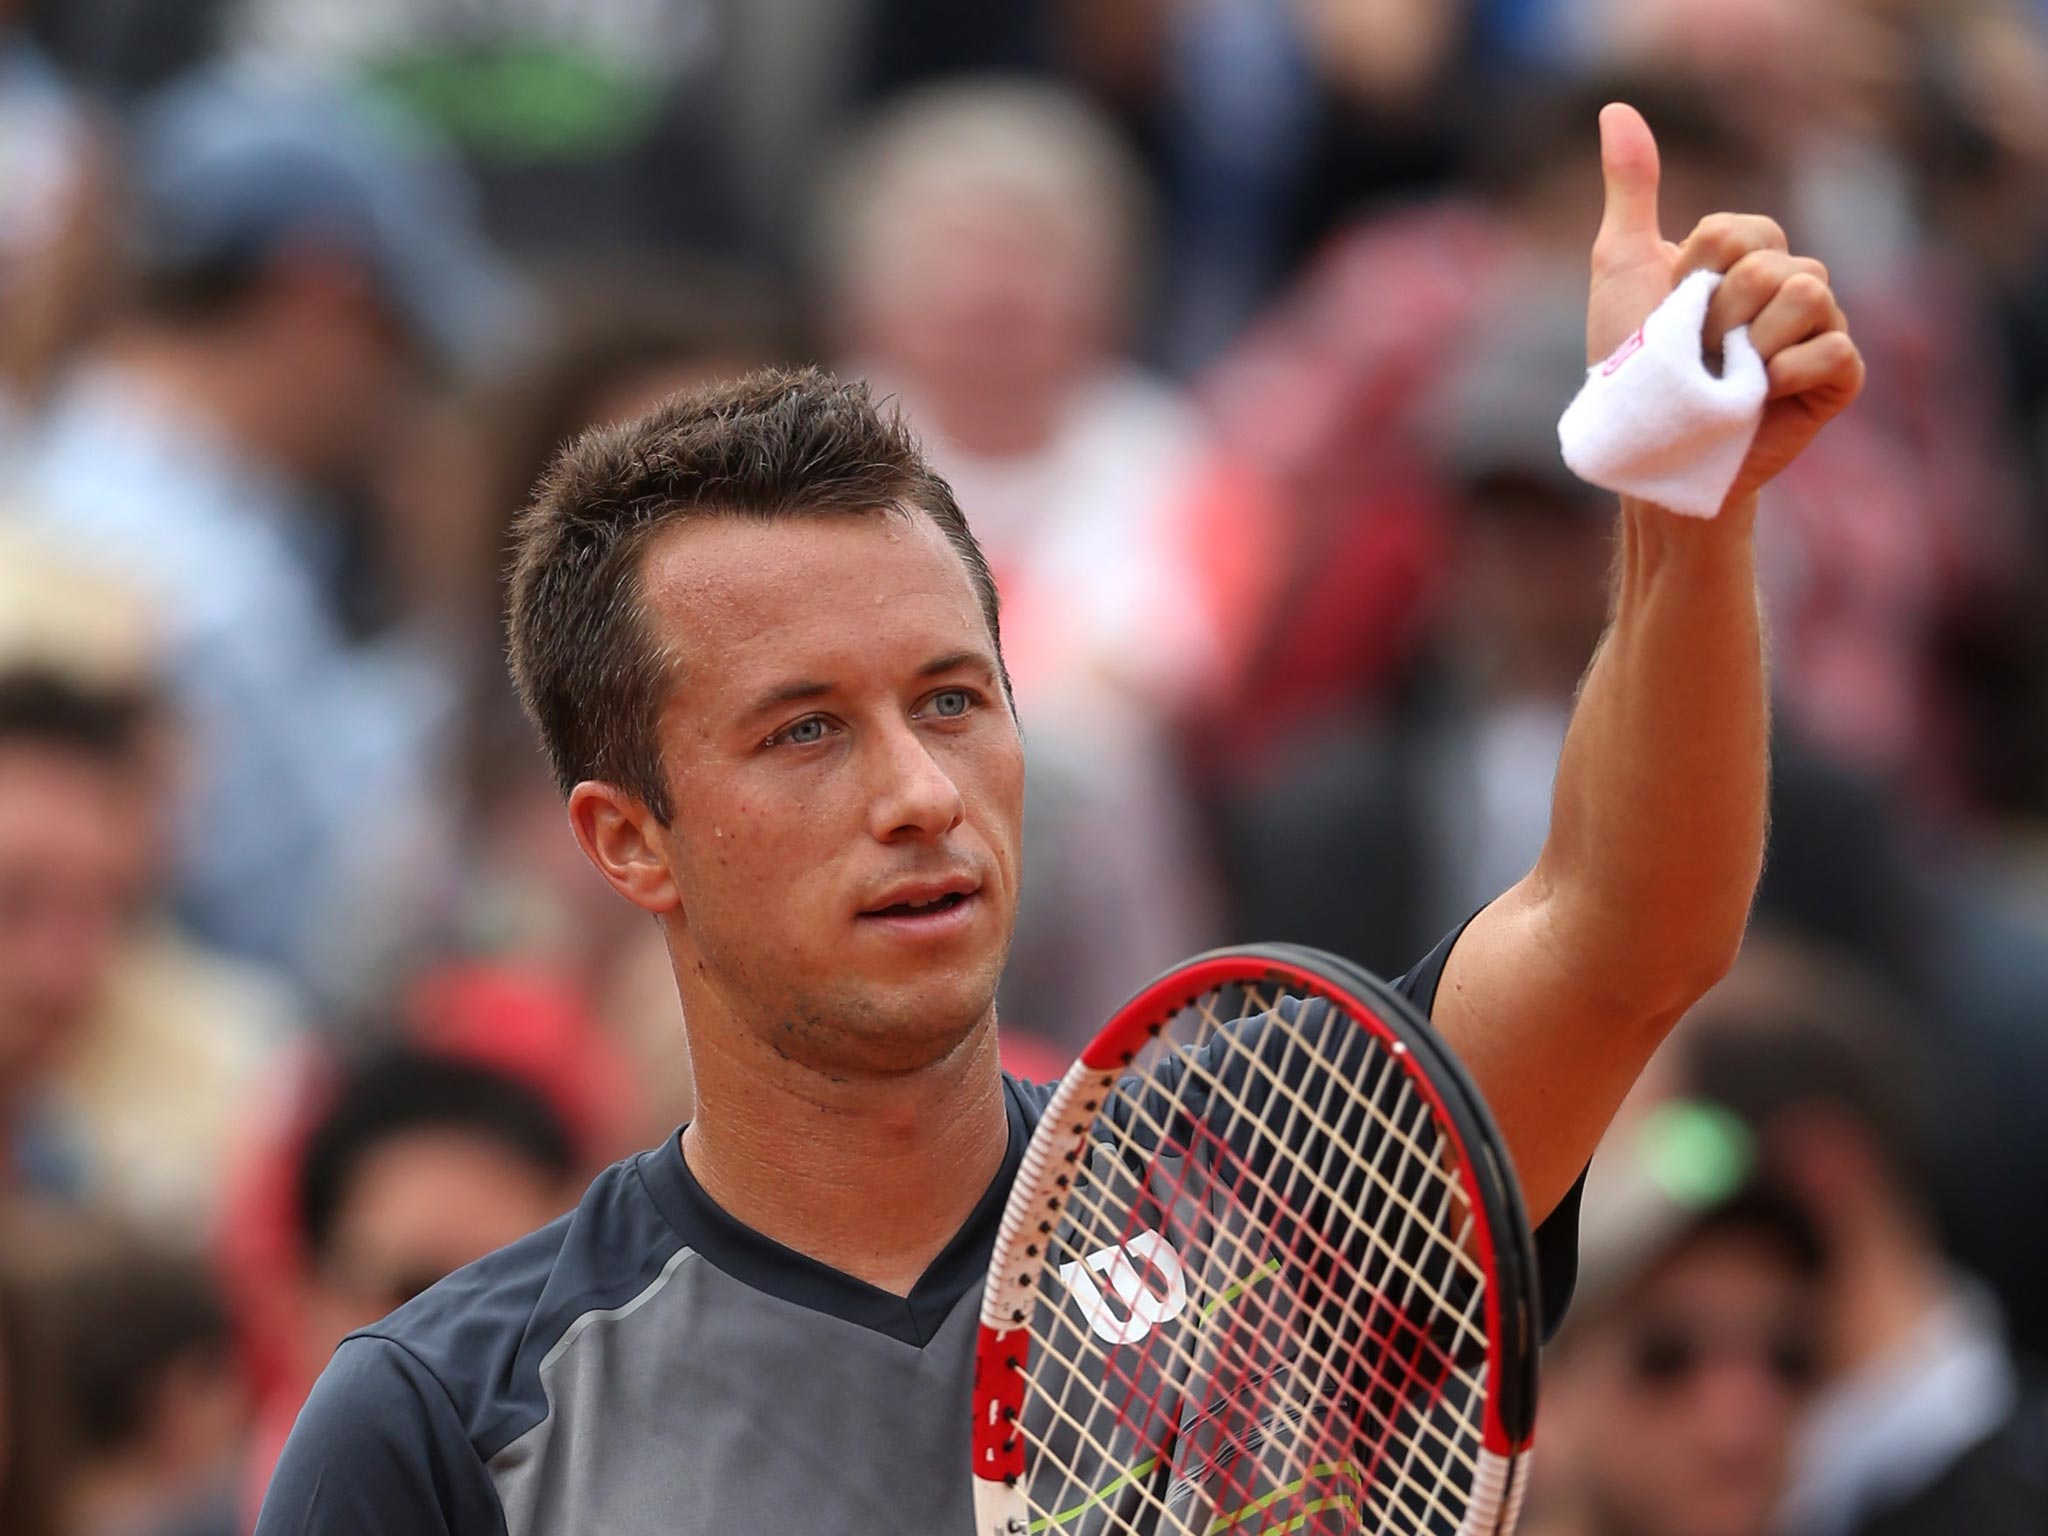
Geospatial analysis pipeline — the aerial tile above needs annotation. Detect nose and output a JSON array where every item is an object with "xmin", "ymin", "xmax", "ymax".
[{"xmin": 863, "ymin": 717, "xmax": 966, "ymax": 844}]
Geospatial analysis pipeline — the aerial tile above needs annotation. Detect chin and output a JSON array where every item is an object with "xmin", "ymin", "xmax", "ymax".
[
  {"xmin": 890, "ymin": 976, "xmax": 1004, "ymax": 1059},
  {"xmin": 826, "ymin": 965, "xmax": 1004, "ymax": 1075}
]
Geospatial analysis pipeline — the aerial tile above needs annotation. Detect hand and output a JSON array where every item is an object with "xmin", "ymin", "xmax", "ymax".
[{"xmin": 1588, "ymin": 102, "xmax": 1865, "ymax": 513}]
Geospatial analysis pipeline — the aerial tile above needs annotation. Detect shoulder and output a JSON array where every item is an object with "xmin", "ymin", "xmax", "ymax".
[
  {"xmin": 1391, "ymin": 922, "xmax": 1467, "ymax": 1018},
  {"xmin": 344, "ymin": 1150, "xmax": 690, "ymax": 1458},
  {"xmin": 257, "ymin": 1335, "xmax": 496, "ymax": 1535}
]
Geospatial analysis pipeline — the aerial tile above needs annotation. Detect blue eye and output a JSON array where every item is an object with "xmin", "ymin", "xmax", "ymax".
[
  {"xmin": 929, "ymin": 689, "xmax": 972, "ymax": 718},
  {"xmin": 775, "ymin": 716, "xmax": 830, "ymax": 747}
]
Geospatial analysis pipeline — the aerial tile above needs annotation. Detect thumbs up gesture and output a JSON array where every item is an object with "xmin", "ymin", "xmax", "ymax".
[{"xmin": 1589, "ymin": 104, "xmax": 1864, "ymax": 516}]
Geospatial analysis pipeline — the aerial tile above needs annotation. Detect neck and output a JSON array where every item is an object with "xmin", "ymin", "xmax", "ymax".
[{"xmin": 680, "ymin": 1003, "xmax": 1011, "ymax": 1297}]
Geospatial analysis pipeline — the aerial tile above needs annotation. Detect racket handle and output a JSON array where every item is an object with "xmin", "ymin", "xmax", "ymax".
[
  {"xmin": 972, "ymin": 1476, "xmax": 1030, "ymax": 1536},
  {"xmin": 1457, "ymin": 1447, "xmax": 1528, "ymax": 1536},
  {"xmin": 1504, "ymin": 1451, "xmax": 1531, "ymax": 1534}
]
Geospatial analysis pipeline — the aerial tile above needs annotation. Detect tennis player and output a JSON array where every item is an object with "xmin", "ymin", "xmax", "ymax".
[{"xmin": 256, "ymin": 106, "xmax": 1863, "ymax": 1535}]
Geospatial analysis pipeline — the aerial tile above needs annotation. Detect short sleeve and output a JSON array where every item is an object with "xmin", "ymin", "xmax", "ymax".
[
  {"xmin": 1390, "ymin": 921, "xmax": 1467, "ymax": 1016},
  {"xmin": 255, "ymin": 1336, "xmax": 504, "ymax": 1536},
  {"xmin": 1396, "ymin": 920, "xmax": 1584, "ymax": 1340}
]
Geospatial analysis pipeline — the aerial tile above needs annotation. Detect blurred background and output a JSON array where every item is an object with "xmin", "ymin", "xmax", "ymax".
[{"xmin": 1, "ymin": 0, "xmax": 2046, "ymax": 1532}]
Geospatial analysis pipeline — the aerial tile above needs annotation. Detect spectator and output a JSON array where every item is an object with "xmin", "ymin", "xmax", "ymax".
[
  {"xmin": 310, "ymin": 278, "xmax": 804, "ymax": 1113},
  {"xmin": 0, "ymin": 1204, "xmax": 74, "ymax": 1536},
  {"xmin": 823, "ymin": 79, "xmax": 1264, "ymax": 1036},
  {"xmin": 43, "ymin": 1224, "xmax": 248, "ymax": 1536},
  {"xmin": 0, "ymin": 0, "xmax": 112, "ymax": 436},
  {"xmin": 239, "ymin": 1048, "xmax": 581, "ymax": 1529},
  {"xmin": 22, "ymin": 0, "xmax": 226, "ymax": 100},
  {"xmin": 212, "ymin": 973, "xmax": 642, "ymax": 1487},
  {"xmin": 5, "ymin": 64, "xmax": 530, "ymax": 990},
  {"xmin": 0, "ymin": 665, "xmax": 149, "ymax": 1204},
  {"xmin": 1565, "ymin": 0, "xmax": 2039, "ymax": 800},
  {"xmin": 1197, "ymin": 75, "xmax": 1768, "ymax": 768},
  {"xmin": 1529, "ymin": 1102, "xmax": 1825, "ymax": 1536},
  {"xmin": 1682, "ymin": 942, "xmax": 2048, "ymax": 1536},
  {"xmin": 0, "ymin": 530, "xmax": 294, "ymax": 1233},
  {"xmin": 823, "ymin": 78, "xmax": 1272, "ymax": 721},
  {"xmin": 1202, "ymin": 46, "xmax": 2035, "ymax": 808},
  {"xmin": 1219, "ymin": 289, "xmax": 1926, "ymax": 988},
  {"xmin": 1098, "ymin": 0, "xmax": 1484, "ymax": 371},
  {"xmin": 222, "ymin": 0, "xmax": 748, "ymax": 259},
  {"xmin": 1920, "ymin": 731, "xmax": 2048, "ymax": 1361},
  {"xmin": 854, "ymin": 0, "xmax": 1487, "ymax": 371},
  {"xmin": 292, "ymin": 1050, "xmax": 579, "ymax": 1358}
]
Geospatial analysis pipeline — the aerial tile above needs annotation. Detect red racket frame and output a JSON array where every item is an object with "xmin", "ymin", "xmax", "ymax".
[{"xmin": 970, "ymin": 944, "xmax": 1540, "ymax": 1536}]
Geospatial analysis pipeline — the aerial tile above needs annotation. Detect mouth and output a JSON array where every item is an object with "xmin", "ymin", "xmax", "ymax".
[
  {"xmin": 863, "ymin": 891, "xmax": 971, "ymax": 919},
  {"xmin": 857, "ymin": 876, "xmax": 983, "ymax": 933}
]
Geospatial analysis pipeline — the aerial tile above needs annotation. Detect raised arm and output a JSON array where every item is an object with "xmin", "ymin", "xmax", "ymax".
[{"xmin": 1432, "ymin": 104, "xmax": 1865, "ymax": 1221}]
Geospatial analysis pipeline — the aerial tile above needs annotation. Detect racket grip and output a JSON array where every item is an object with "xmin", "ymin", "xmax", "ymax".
[
  {"xmin": 971, "ymin": 1470, "xmax": 1030, "ymax": 1536},
  {"xmin": 1503, "ymin": 1451, "xmax": 1530, "ymax": 1534},
  {"xmin": 1456, "ymin": 1447, "xmax": 1523, "ymax": 1536}
]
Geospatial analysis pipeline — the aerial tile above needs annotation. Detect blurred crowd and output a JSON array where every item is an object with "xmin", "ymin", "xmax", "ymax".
[{"xmin": 2, "ymin": 0, "xmax": 2047, "ymax": 1533}]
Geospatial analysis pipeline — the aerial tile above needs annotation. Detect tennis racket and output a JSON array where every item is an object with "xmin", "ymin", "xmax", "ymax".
[{"xmin": 971, "ymin": 944, "xmax": 1539, "ymax": 1536}]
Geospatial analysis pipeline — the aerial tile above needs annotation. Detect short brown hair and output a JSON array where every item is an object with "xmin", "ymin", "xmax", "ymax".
[{"xmin": 506, "ymin": 366, "xmax": 1005, "ymax": 822}]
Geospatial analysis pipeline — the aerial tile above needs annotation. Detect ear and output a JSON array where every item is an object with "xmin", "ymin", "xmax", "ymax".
[{"xmin": 567, "ymin": 780, "xmax": 681, "ymax": 915}]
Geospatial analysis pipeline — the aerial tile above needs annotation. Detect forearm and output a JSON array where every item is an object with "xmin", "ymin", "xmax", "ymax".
[
  {"xmin": 1435, "ymin": 496, "xmax": 1768, "ymax": 1219},
  {"xmin": 1428, "ymin": 103, "xmax": 1859, "ymax": 1222},
  {"xmin": 1528, "ymin": 494, "xmax": 1769, "ymax": 1018}
]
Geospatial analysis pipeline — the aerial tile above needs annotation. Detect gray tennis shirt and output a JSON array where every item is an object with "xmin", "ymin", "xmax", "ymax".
[{"xmin": 256, "ymin": 929, "xmax": 1580, "ymax": 1535}]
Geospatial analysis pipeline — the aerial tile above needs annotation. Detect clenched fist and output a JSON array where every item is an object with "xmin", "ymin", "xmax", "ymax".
[{"xmin": 1587, "ymin": 102, "xmax": 1865, "ymax": 515}]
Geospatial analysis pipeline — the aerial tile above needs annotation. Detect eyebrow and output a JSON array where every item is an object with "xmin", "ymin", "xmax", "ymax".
[
  {"xmin": 743, "ymin": 677, "xmax": 835, "ymax": 718},
  {"xmin": 740, "ymin": 651, "xmax": 995, "ymax": 721},
  {"xmin": 916, "ymin": 650, "xmax": 993, "ymax": 681}
]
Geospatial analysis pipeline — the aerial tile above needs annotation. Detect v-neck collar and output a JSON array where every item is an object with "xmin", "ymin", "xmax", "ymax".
[{"xmin": 635, "ymin": 1074, "xmax": 1030, "ymax": 1347}]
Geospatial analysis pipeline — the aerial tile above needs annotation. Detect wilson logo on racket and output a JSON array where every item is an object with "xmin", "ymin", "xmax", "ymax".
[
  {"xmin": 972, "ymin": 946, "xmax": 1541, "ymax": 1536},
  {"xmin": 1057, "ymin": 1230, "xmax": 1190, "ymax": 1344}
]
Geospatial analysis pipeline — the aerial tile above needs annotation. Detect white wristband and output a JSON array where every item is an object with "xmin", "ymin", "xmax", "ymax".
[{"xmin": 1557, "ymin": 269, "xmax": 1767, "ymax": 519}]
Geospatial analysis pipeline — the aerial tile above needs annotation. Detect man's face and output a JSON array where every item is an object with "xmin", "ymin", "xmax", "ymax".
[
  {"xmin": 303, "ymin": 1129, "xmax": 572, "ymax": 1354},
  {"xmin": 0, "ymin": 746, "xmax": 139, "ymax": 1103},
  {"xmin": 639, "ymin": 510, "xmax": 1023, "ymax": 1075},
  {"xmin": 1563, "ymin": 1227, "xmax": 1819, "ymax": 1536}
]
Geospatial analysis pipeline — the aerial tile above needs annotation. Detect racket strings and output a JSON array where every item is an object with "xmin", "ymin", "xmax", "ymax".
[
  {"xmin": 1025, "ymin": 1129, "xmax": 1468, "ymax": 1535},
  {"xmin": 1015, "ymin": 982, "xmax": 1490, "ymax": 1535},
  {"xmin": 1197, "ymin": 1013, "xmax": 1486, "ymax": 1340},
  {"xmin": 1160, "ymin": 1061, "xmax": 1485, "ymax": 1517},
  {"xmin": 1117, "ymin": 1037, "xmax": 1488, "ymax": 1451},
  {"xmin": 1022, "ymin": 1214, "xmax": 1464, "ymax": 1534}
]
